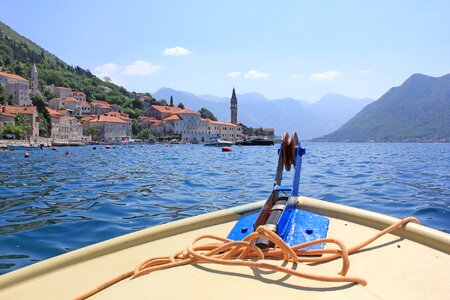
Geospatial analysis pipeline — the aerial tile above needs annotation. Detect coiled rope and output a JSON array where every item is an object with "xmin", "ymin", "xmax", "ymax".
[{"xmin": 75, "ymin": 216, "xmax": 418, "ymax": 300}]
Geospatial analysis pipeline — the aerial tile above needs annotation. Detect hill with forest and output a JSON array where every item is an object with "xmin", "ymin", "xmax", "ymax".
[
  {"xmin": 0, "ymin": 21, "xmax": 149, "ymax": 119},
  {"xmin": 314, "ymin": 73, "xmax": 450, "ymax": 142}
]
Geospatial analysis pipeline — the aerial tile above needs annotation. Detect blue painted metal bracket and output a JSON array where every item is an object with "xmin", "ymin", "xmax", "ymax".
[
  {"xmin": 227, "ymin": 135, "xmax": 329, "ymax": 250},
  {"xmin": 227, "ymin": 209, "xmax": 329, "ymax": 250}
]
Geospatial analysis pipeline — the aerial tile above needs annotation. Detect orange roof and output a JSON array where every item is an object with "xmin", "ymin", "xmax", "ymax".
[
  {"xmin": 1, "ymin": 105, "xmax": 36, "ymax": 115},
  {"xmin": 0, "ymin": 72, "xmax": 28, "ymax": 82},
  {"xmin": 72, "ymin": 91, "xmax": 86, "ymax": 96},
  {"xmin": 150, "ymin": 120, "xmax": 162, "ymax": 126},
  {"xmin": 106, "ymin": 112, "xmax": 131, "ymax": 121},
  {"xmin": 81, "ymin": 102, "xmax": 91, "ymax": 107},
  {"xmin": 91, "ymin": 100, "xmax": 112, "ymax": 109},
  {"xmin": 63, "ymin": 97, "xmax": 80, "ymax": 103},
  {"xmin": 208, "ymin": 120, "xmax": 238, "ymax": 127},
  {"xmin": 46, "ymin": 107, "xmax": 67, "ymax": 118},
  {"xmin": 177, "ymin": 109, "xmax": 199, "ymax": 115},
  {"xmin": 162, "ymin": 114, "xmax": 182, "ymax": 122},
  {"xmin": 151, "ymin": 105, "xmax": 183, "ymax": 113},
  {"xmin": 87, "ymin": 115, "xmax": 127, "ymax": 123},
  {"xmin": 138, "ymin": 116, "xmax": 156, "ymax": 122}
]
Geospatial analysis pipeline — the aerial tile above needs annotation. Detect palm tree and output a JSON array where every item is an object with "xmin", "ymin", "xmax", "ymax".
[{"xmin": 15, "ymin": 113, "xmax": 31, "ymax": 140}]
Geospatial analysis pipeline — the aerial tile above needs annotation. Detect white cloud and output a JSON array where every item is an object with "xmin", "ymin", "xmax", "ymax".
[
  {"xmin": 310, "ymin": 70, "xmax": 341, "ymax": 81},
  {"xmin": 122, "ymin": 60, "xmax": 162, "ymax": 76},
  {"xmin": 94, "ymin": 63, "xmax": 118, "ymax": 78},
  {"xmin": 244, "ymin": 70, "xmax": 270, "ymax": 79},
  {"xmin": 227, "ymin": 71, "xmax": 241, "ymax": 78},
  {"xmin": 361, "ymin": 70, "xmax": 373, "ymax": 75},
  {"xmin": 291, "ymin": 73, "xmax": 303, "ymax": 79},
  {"xmin": 162, "ymin": 46, "xmax": 192, "ymax": 56}
]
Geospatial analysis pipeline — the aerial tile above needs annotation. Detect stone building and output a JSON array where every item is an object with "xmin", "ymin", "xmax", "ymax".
[
  {"xmin": 0, "ymin": 105, "xmax": 40, "ymax": 138},
  {"xmin": 82, "ymin": 112, "xmax": 132, "ymax": 142},
  {"xmin": 0, "ymin": 72, "xmax": 32, "ymax": 106}
]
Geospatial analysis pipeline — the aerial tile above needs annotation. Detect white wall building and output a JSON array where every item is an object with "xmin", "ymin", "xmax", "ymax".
[{"xmin": 0, "ymin": 72, "xmax": 32, "ymax": 106}]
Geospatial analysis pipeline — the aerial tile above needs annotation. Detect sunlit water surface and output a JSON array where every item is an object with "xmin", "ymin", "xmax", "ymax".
[{"xmin": 0, "ymin": 142, "xmax": 449, "ymax": 274}]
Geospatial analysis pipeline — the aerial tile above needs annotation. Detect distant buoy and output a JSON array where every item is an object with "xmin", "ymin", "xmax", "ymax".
[
  {"xmin": 106, "ymin": 145, "xmax": 111, "ymax": 149},
  {"xmin": 52, "ymin": 147, "xmax": 58, "ymax": 151},
  {"xmin": 24, "ymin": 152, "xmax": 30, "ymax": 158},
  {"xmin": 65, "ymin": 150, "xmax": 70, "ymax": 156},
  {"xmin": 222, "ymin": 147, "xmax": 232, "ymax": 152}
]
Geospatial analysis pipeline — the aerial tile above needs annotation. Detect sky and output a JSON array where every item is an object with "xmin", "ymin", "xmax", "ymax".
[{"xmin": 1, "ymin": 0, "xmax": 449, "ymax": 102}]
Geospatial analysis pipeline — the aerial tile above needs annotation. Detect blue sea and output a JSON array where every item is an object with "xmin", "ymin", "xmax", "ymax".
[{"xmin": 0, "ymin": 142, "xmax": 449, "ymax": 275}]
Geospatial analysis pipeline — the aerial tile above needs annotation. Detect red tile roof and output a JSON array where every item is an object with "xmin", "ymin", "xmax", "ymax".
[
  {"xmin": 162, "ymin": 114, "xmax": 182, "ymax": 122},
  {"xmin": 208, "ymin": 120, "xmax": 238, "ymax": 127},
  {"xmin": 151, "ymin": 105, "xmax": 183, "ymax": 113},
  {"xmin": 63, "ymin": 97, "xmax": 80, "ymax": 103},
  {"xmin": 46, "ymin": 107, "xmax": 67, "ymax": 118},
  {"xmin": 91, "ymin": 100, "xmax": 112, "ymax": 109},
  {"xmin": 1, "ymin": 105, "xmax": 37, "ymax": 116},
  {"xmin": 88, "ymin": 115, "xmax": 127, "ymax": 123},
  {"xmin": 0, "ymin": 72, "xmax": 28, "ymax": 82}
]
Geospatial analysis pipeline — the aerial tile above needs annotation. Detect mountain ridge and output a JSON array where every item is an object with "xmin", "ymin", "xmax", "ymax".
[
  {"xmin": 313, "ymin": 73, "xmax": 450, "ymax": 142},
  {"xmin": 153, "ymin": 87, "xmax": 373, "ymax": 139}
]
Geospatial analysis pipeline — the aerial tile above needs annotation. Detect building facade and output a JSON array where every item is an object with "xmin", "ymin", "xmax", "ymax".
[
  {"xmin": 82, "ymin": 113, "xmax": 132, "ymax": 142},
  {"xmin": 0, "ymin": 105, "xmax": 40, "ymax": 138},
  {"xmin": 0, "ymin": 72, "xmax": 32, "ymax": 106}
]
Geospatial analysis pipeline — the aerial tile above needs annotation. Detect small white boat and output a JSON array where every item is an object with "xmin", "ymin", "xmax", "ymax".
[
  {"xmin": 204, "ymin": 136, "xmax": 234, "ymax": 147},
  {"xmin": 7, "ymin": 144, "xmax": 39, "ymax": 151}
]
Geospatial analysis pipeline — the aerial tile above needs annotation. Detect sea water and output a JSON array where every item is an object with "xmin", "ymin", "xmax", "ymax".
[{"xmin": 0, "ymin": 142, "xmax": 449, "ymax": 274}]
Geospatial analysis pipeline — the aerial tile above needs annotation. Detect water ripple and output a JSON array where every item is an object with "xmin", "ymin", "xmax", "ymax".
[{"xmin": 0, "ymin": 142, "xmax": 449, "ymax": 274}]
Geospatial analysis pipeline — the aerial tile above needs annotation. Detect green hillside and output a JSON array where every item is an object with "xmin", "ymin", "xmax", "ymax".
[
  {"xmin": 0, "ymin": 21, "xmax": 151, "ymax": 118},
  {"xmin": 314, "ymin": 73, "xmax": 450, "ymax": 142}
]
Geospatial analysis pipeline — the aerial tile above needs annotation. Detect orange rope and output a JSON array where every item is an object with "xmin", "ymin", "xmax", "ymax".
[{"xmin": 75, "ymin": 216, "xmax": 419, "ymax": 300}]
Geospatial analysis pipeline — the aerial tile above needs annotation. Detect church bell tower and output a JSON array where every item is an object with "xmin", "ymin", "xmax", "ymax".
[{"xmin": 230, "ymin": 87, "xmax": 238, "ymax": 124}]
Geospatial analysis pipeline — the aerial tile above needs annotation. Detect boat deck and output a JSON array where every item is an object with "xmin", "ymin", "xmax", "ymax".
[{"xmin": 0, "ymin": 197, "xmax": 449, "ymax": 299}]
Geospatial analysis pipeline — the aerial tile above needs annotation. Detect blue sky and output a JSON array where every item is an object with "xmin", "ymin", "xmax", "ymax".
[{"xmin": 1, "ymin": 0, "xmax": 449, "ymax": 102}]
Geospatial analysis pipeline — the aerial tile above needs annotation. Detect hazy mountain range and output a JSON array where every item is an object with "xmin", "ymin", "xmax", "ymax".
[
  {"xmin": 154, "ymin": 88, "xmax": 373, "ymax": 139},
  {"xmin": 314, "ymin": 73, "xmax": 450, "ymax": 142}
]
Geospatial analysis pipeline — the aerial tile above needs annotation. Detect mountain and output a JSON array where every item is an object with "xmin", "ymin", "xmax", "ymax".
[
  {"xmin": 314, "ymin": 73, "xmax": 450, "ymax": 142},
  {"xmin": 154, "ymin": 88, "xmax": 373, "ymax": 139},
  {"xmin": 305, "ymin": 94, "xmax": 373, "ymax": 133},
  {"xmin": 0, "ymin": 21, "xmax": 145, "ymax": 118}
]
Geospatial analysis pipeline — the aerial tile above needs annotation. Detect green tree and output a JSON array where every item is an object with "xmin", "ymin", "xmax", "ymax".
[
  {"xmin": 132, "ymin": 119, "xmax": 141, "ymax": 136},
  {"xmin": 138, "ymin": 128, "xmax": 154, "ymax": 140},
  {"xmin": 198, "ymin": 107, "xmax": 217, "ymax": 121},
  {"xmin": 85, "ymin": 126, "xmax": 99, "ymax": 139},
  {"xmin": 2, "ymin": 123, "xmax": 24, "ymax": 137},
  {"xmin": 31, "ymin": 95, "xmax": 51, "ymax": 136},
  {"xmin": 170, "ymin": 96, "xmax": 174, "ymax": 107},
  {"xmin": 15, "ymin": 113, "xmax": 31, "ymax": 139},
  {"xmin": 177, "ymin": 102, "xmax": 185, "ymax": 109}
]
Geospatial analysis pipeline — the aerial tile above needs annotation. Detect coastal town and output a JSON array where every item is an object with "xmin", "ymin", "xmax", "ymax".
[{"xmin": 0, "ymin": 64, "xmax": 273, "ymax": 148}]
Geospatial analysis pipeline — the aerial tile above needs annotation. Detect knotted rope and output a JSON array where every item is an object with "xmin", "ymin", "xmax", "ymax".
[{"xmin": 75, "ymin": 216, "xmax": 418, "ymax": 300}]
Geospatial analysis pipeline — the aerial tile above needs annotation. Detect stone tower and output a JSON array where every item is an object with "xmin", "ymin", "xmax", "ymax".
[
  {"xmin": 30, "ymin": 63, "xmax": 40, "ymax": 96},
  {"xmin": 230, "ymin": 87, "xmax": 238, "ymax": 124}
]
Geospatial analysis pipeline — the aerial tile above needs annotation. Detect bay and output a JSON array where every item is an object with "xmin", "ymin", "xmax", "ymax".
[{"xmin": 0, "ymin": 142, "xmax": 449, "ymax": 274}]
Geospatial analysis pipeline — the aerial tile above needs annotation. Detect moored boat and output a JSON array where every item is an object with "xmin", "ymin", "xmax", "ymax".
[
  {"xmin": 235, "ymin": 137, "xmax": 274, "ymax": 146},
  {"xmin": 204, "ymin": 135, "xmax": 234, "ymax": 147},
  {"xmin": 7, "ymin": 144, "xmax": 39, "ymax": 151}
]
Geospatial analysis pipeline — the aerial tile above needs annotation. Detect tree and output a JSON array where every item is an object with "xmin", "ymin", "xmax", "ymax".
[
  {"xmin": 15, "ymin": 113, "xmax": 31, "ymax": 139},
  {"xmin": 170, "ymin": 96, "xmax": 174, "ymax": 107},
  {"xmin": 177, "ymin": 102, "xmax": 185, "ymax": 109},
  {"xmin": 138, "ymin": 128, "xmax": 154, "ymax": 140},
  {"xmin": 198, "ymin": 107, "xmax": 217, "ymax": 121},
  {"xmin": 31, "ymin": 95, "xmax": 51, "ymax": 136},
  {"xmin": 85, "ymin": 127, "xmax": 99, "ymax": 139},
  {"xmin": 2, "ymin": 123, "xmax": 24, "ymax": 137},
  {"xmin": 132, "ymin": 119, "xmax": 141, "ymax": 136}
]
